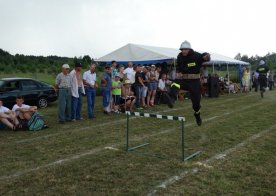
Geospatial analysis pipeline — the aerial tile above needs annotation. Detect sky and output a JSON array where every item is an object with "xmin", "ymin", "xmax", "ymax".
[{"xmin": 0, "ymin": 0, "xmax": 275, "ymax": 59}]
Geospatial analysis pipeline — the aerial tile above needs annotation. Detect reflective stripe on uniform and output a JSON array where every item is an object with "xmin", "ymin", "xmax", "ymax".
[{"xmin": 171, "ymin": 83, "xmax": 180, "ymax": 89}]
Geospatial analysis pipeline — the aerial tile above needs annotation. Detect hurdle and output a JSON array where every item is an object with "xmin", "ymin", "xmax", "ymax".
[{"xmin": 125, "ymin": 111, "xmax": 201, "ymax": 161}]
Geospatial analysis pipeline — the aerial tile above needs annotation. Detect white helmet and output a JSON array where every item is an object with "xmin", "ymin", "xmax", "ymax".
[
  {"xmin": 259, "ymin": 60, "xmax": 265, "ymax": 65},
  {"xmin": 179, "ymin": 40, "xmax": 192, "ymax": 50}
]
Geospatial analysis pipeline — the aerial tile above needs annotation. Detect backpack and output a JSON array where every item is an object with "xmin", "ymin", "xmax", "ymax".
[{"xmin": 27, "ymin": 112, "xmax": 45, "ymax": 131}]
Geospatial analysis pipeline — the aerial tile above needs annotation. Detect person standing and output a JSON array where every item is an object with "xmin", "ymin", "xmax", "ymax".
[
  {"xmin": 111, "ymin": 60, "xmax": 118, "ymax": 78},
  {"xmin": 70, "ymin": 62, "xmax": 85, "ymax": 121},
  {"xmin": 169, "ymin": 40, "xmax": 210, "ymax": 126},
  {"xmin": 83, "ymin": 63, "xmax": 98, "ymax": 119},
  {"xmin": 134, "ymin": 65, "xmax": 146, "ymax": 109},
  {"xmin": 256, "ymin": 60, "xmax": 269, "ymax": 98},
  {"xmin": 101, "ymin": 65, "xmax": 112, "ymax": 114},
  {"xmin": 112, "ymin": 74, "xmax": 122, "ymax": 113},
  {"xmin": 123, "ymin": 61, "xmax": 134, "ymax": 82},
  {"xmin": 55, "ymin": 64, "xmax": 72, "ymax": 123}
]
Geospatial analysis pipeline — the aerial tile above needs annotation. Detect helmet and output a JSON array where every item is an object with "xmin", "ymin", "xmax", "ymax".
[
  {"xmin": 259, "ymin": 60, "xmax": 265, "ymax": 65},
  {"xmin": 179, "ymin": 40, "xmax": 192, "ymax": 50}
]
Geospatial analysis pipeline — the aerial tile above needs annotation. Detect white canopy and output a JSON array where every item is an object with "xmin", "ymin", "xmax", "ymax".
[{"xmin": 96, "ymin": 43, "xmax": 249, "ymax": 65}]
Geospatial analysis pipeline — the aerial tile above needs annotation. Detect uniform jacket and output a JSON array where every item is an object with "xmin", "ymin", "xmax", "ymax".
[
  {"xmin": 256, "ymin": 65, "xmax": 269, "ymax": 75},
  {"xmin": 177, "ymin": 50, "xmax": 210, "ymax": 74}
]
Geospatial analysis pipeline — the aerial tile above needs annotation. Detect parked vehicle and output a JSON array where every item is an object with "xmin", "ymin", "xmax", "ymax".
[{"xmin": 0, "ymin": 78, "xmax": 57, "ymax": 109}]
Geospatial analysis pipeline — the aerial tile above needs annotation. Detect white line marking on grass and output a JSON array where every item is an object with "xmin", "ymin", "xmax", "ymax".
[
  {"xmin": 0, "ymin": 144, "xmax": 119, "ymax": 180},
  {"xmin": 104, "ymin": 146, "xmax": 119, "ymax": 151},
  {"xmin": 0, "ymin": 101, "xmax": 267, "ymax": 180},
  {"xmin": 147, "ymin": 124, "xmax": 276, "ymax": 195}
]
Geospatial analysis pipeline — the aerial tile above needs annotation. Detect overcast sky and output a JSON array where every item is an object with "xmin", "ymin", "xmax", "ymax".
[{"xmin": 0, "ymin": 0, "xmax": 275, "ymax": 59}]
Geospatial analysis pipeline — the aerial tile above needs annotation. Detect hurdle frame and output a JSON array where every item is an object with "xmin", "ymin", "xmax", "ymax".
[{"xmin": 125, "ymin": 111, "xmax": 201, "ymax": 161}]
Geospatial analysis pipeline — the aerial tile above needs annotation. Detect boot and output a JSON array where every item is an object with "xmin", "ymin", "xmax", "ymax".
[
  {"xmin": 194, "ymin": 112, "xmax": 202, "ymax": 126},
  {"xmin": 164, "ymin": 93, "xmax": 174, "ymax": 108}
]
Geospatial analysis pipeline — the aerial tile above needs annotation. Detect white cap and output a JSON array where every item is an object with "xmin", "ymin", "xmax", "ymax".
[
  {"xmin": 179, "ymin": 40, "xmax": 192, "ymax": 50},
  {"xmin": 62, "ymin": 64, "xmax": 70, "ymax": 69},
  {"xmin": 259, "ymin": 60, "xmax": 265, "ymax": 66}
]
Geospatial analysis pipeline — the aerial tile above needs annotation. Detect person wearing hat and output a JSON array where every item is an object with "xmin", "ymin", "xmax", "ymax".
[
  {"xmin": 256, "ymin": 60, "xmax": 269, "ymax": 98},
  {"xmin": 121, "ymin": 80, "xmax": 136, "ymax": 112},
  {"xmin": 101, "ymin": 65, "xmax": 112, "ymax": 114},
  {"xmin": 169, "ymin": 40, "xmax": 210, "ymax": 126},
  {"xmin": 55, "ymin": 64, "xmax": 72, "ymax": 123},
  {"xmin": 83, "ymin": 62, "xmax": 98, "ymax": 119},
  {"xmin": 70, "ymin": 62, "xmax": 85, "ymax": 121},
  {"xmin": 112, "ymin": 73, "xmax": 122, "ymax": 113}
]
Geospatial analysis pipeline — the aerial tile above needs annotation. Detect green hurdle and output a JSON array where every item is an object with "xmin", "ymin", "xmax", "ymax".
[{"xmin": 125, "ymin": 111, "xmax": 201, "ymax": 161}]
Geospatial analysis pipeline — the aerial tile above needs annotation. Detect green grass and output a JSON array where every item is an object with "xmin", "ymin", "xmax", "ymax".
[{"xmin": 0, "ymin": 90, "xmax": 275, "ymax": 195}]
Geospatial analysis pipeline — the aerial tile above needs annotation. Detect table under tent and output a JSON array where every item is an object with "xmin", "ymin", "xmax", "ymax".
[{"xmin": 96, "ymin": 43, "xmax": 250, "ymax": 94}]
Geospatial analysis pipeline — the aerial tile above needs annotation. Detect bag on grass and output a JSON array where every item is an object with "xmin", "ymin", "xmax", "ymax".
[{"xmin": 27, "ymin": 112, "xmax": 45, "ymax": 131}]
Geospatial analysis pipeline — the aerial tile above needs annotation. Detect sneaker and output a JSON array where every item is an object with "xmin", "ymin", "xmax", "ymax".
[{"xmin": 194, "ymin": 112, "xmax": 202, "ymax": 126}]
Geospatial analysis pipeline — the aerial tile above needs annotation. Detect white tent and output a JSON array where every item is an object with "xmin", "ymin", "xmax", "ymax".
[
  {"xmin": 97, "ymin": 43, "xmax": 250, "ymax": 94},
  {"xmin": 96, "ymin": 43, "xmax": 249, "ymax": 65}
]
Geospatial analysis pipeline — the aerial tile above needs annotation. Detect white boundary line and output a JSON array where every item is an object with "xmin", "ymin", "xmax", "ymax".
[
  {"xmin": 147, "ymin": 124, "xmax": 276, "ymax": 195},
  {"xmin": 0, "ymin": 101, "xmax": 265, "ymax": 181}
]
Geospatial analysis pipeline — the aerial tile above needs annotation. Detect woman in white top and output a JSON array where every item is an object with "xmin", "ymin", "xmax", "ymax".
[{"xmin": 0, "ymin": 99, "xmax": 19, "ymax": 130}]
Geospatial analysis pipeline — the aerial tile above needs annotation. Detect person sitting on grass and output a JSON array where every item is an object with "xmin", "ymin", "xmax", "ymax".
[
  {"xmin": 121, "ymin": 80, "xmax": 136, "ymax": 112},
  {"xmin": 0, "ymin": 99, "xmax": 19, "ymax": 130},
  {"xmin": 157, "ymin": 74, "xmax": 173, "ymax": 105},
  {"xmin": 12, "ymin": 96, "xmax": 37, "ymax": 121}
]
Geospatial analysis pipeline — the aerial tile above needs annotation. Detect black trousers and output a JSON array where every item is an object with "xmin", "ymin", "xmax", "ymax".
[
  {"xmin": 170, "ymin": 79, "xmax": 201, "ymax": 112},
  {"xmin": 259, "ymin": 75, "xmax": 267, "ymax": 91}
]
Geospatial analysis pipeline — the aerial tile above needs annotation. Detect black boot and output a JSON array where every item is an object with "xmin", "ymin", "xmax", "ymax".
[
  {"xmin": 194, "ymin": 112, "xmax": 202, "ymax": 126},
  {"xmin": 260, "ymin": 89, "xmax": 264, "ymax": 98},
  {"xmin": 164, "ymin": 93, "xmax": 174, "ymax": 108}
]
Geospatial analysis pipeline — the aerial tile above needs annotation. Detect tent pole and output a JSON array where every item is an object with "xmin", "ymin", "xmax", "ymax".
[
  {"xmin": 212, "ymin": 63, "xmax": 214, "ymax": 74},
  {"xmin": 249, "ymin": 64, "xmax": 252, "ymax": 92},
  {"xmin": 227, "ymin": 64, "xmax": 230, "ymax": 94}
]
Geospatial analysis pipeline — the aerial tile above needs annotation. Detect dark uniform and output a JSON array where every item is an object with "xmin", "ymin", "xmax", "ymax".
[
  {"xmin": 168, "ymin": 41, "xmax": 210, "ymax": 126},
  {"xmin": 256, "ymin": 60, "xmax": 269, "ymax": 98}
]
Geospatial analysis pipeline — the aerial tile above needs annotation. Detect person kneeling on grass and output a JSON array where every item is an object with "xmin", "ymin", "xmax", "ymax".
[{"xmin": 0, "ymin": 99, "xmax": 19, "ymax": 130}]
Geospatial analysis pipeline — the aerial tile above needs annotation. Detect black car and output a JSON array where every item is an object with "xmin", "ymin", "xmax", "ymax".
[{"xmin": 0, "ymin": 78, "xmax": 57, "ymax": 109}]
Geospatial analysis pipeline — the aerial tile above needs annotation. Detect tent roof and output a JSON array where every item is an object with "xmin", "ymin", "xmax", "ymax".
[{"xmin": 96, "ymin": 43, "xmax": 249, "ymax": 65}]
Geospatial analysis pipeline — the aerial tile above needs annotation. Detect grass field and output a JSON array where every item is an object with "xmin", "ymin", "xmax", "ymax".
[{"xmin": 0, "ymin": 90, "xmax": 275, "ymax": 195}]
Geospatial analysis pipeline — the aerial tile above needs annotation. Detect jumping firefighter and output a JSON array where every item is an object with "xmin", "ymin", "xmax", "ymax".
[
  {"xmin": 256, "ymin": 60, "xmax": 269, "ymax": 98},
  {"xmin": 168, "ymin": 40, "xmax": 210, "ymax": 126}
]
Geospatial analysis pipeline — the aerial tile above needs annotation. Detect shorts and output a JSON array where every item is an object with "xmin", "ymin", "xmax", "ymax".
[
  {"xmin": 112, "ymin": 95, "xmax": 121, "ymax": 105},
  {"xmin": 121, "ymin": 96, "xmax": 135, "ymax": 104},
  {"xmin": 148, "ymin": 82, "xmax": 158, "ymax": 91}
]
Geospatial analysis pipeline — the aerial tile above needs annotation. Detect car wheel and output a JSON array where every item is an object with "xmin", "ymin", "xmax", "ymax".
[{"xmin": 38, "ymin": 97, "xmax": 48, "ymax": 108}]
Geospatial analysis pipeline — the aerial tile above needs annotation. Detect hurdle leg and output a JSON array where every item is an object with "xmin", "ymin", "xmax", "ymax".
[
  {"xmin": 181, "ymin": 119, "xmax": 185, "ymax": 161},
  {"xmin": 126, "ymin": 112, "xmax": 129, "ymax": 151}
]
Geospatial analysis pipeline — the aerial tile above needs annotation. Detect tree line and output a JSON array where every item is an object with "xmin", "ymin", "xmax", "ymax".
[
  {"xmin": 0, "ymin": 48, "xmax": 97, "ymax": 75},
  {"xmin": 234, "ymin": 52, "xmax": 276, "ymax": 70}
]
